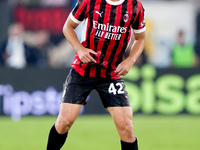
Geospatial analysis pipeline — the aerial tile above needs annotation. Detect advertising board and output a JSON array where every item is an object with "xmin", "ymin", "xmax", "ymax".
[{"xmin": 1, "ymin": 66, "xmax": 199, "ymax": 118}]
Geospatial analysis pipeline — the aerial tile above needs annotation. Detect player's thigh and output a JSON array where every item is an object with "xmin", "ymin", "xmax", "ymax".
[
  {"xmin": 56, "ymin": 103, "xmax": 82, "ymax": 124},
  {"xmin": 108, "ymin": 107, "xmax": 135, "ymax": 142},
  {"xmin": 107, "ymin": 106, "xmax": 133, "ymax": 129},
  {"xmin": 55, "ymin": 103, "xmax": 82, "ymax": 134}
]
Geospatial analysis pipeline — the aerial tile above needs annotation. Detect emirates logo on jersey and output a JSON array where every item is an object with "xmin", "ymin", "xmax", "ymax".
[
  {"xmin": 123, "ymin": 14, "xmax": 129, "ymax": 23},
  {"xmin": 93, "ymin": 21, "xmax": 127, "ymax": 40}
]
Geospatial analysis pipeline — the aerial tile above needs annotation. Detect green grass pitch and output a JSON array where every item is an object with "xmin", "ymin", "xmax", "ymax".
[{"xmin": 0, "ymin": 115, "xmax": 199, "ymax": 150}]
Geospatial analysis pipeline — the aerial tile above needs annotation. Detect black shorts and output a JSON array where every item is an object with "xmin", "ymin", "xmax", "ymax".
[{"xmin": 61, "ymin": 68, "xmax": 131, "ymax": 108}]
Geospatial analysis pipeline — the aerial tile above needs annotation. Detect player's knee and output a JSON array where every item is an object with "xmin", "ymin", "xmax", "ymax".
[
  {"xmin": 56, "ymin": 119, "xmax": 74, "ymax": 134},
  {"xmin": 119, "ymin": 120, "xmax": 135, "ymax": 139},
  {"xmin": 125, "ymin": 124, "xmax": 134, "ymax": 138},
  {"xmin": 124, "ymin": 122, "xmax": 133, "ymax": 132},
  {"xmin": 119, "ymin": 119, "xmax": 132, "ymax": 130}
]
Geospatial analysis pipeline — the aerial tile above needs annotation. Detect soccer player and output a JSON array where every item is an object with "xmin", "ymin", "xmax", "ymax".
[{"xmin": 46, "ymin": 0, "xmax": 145, "ymax": 149}]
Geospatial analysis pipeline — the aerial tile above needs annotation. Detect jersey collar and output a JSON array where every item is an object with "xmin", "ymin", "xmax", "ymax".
[{"xmin": 105, "ymin": 0, "xmax": 125, "ymax": 5}]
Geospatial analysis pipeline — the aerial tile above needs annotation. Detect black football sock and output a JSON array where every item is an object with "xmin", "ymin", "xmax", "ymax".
[
  {"xmin": 121, "ymin": 138, "xmax": 138, "ymax": 150},
  {"xmin": 47, "ymin": 124, "xmax": 68, "ymax": 150}
]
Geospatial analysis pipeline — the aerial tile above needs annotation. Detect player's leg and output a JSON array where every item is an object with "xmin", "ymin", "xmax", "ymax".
[
  {"xmin": 47, "ymin": 68, "xmax": 95, "ymax": 150},
  {"xmin": 96, "ymin": 78, "xmax": 138, "ymax": 150},
  {"xmin": 46, "ymin": 103, "xmax": 82, "ymax": 150},
  {"xmin": 55, "ymin": 103, "xmax": 82, "ymax": 134},
  {"xmin": 107, "ymin": 106, "xmax": 138, "ymax": 150}
]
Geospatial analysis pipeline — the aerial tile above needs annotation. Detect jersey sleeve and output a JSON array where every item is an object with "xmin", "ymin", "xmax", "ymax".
[
  {"xmin": 132, "ymin": 1, "xmax": 146, "ymax": 33},
  {"xmin": 69, "ymin": 0, "xmax": 88, "ymax": 24}
]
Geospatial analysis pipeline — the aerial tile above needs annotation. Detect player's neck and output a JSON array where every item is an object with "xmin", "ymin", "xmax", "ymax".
[{"xmin": 106, "ymin": 0, "xmax": 125, "ymax": 5}]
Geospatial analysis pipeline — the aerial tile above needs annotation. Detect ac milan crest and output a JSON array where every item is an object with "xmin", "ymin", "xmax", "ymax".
[{"xmin": 123, "ymin": 14, "xmax": 129, "ymax": 22}]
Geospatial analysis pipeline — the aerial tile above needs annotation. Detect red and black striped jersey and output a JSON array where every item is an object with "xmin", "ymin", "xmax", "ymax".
[{"xmin": 70, "ymin": 0, "xmax": 146, "ymax": 79}]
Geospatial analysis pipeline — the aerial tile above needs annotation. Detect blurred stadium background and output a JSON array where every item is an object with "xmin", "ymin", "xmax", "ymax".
[{"xmin": 0, "ymin": 0, "xmax": 200, "ymax": 150}]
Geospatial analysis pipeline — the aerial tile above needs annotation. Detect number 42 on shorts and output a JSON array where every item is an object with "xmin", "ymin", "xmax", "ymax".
[{"xmin": 108, "ymin": 82, "xmax": 125, "ymax": 95}]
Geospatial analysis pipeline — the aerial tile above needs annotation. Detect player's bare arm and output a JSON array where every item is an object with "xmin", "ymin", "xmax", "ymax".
[
  {"xmin": 63, "ymin": 17, "xmax": 97, "ymax": 63},
  {"xmin": 115, "ymin": 31, "xmax": 145, "ymax": 76}
]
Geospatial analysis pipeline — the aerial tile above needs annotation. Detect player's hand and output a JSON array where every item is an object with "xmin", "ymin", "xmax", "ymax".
[
  {"xmin": 115, "ymin": 58, "xmax": 135, "ymax": 76},
  {"xmin": 77, "ymin": 48, "xmax": 97, "ymax": 63}
]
